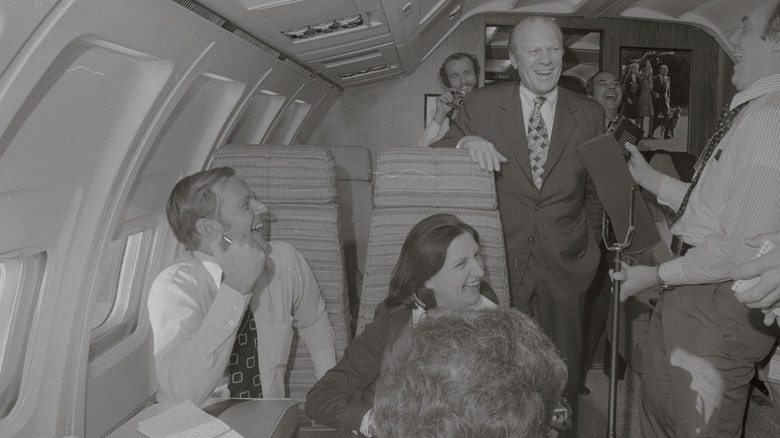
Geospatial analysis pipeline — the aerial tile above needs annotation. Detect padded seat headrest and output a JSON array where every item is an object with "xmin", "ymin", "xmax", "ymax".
[
  {"xmin": 373, "ymin": 148, "xmax": 496, "ymax": 210},
  {"xmin": 212, "ymin": 145, "xmax": 338, "ymax": 204}
]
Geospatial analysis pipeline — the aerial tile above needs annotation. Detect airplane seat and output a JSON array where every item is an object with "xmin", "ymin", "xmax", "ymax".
[
  {"xmin": 211, "ymin": 145, "xmax": 351, "ymax": 406},
  {"xmin": 355, "ymin": 148, "xmax": 510, "ymax": 336},
  {"xmin": 307, "ymin": 144, "xmax": 373, "ymax": 333}
]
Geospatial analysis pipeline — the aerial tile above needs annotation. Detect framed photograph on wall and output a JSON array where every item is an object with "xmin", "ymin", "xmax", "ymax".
[
  {"xmin": 484, "ymin": 25, "xmax": 602, "ymax": 95},
  {"xmin": 424, "ymin": 93, "xmax": 439, "ymax": 127},
  {"xmin": 619, "ymin": 47, "xmax": 691, "ymax": 149}
]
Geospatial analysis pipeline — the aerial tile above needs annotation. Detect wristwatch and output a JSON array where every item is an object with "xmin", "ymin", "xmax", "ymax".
[{"xmin": 655, "ymin": 265, "xmax": 675, "ymax": 291}]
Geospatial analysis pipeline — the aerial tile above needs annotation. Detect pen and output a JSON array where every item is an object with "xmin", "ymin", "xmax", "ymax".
[{"xmin": 222, "ymin": 236, "xmax": 232, "ymax": 244}]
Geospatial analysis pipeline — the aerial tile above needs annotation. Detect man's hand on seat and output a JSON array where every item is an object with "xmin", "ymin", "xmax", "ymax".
[{"xmin": 459, "ymin": 135, "xmax": 508, "ymax": 172}]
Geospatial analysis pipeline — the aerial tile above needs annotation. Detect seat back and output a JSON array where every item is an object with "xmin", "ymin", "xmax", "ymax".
[
  {"xmin": 211, "ymin": 145, "xmax": 350, "ymax": 402},
  {"xmin": 309, "ymin": 145, "xmax": 373, "ymax": 323},
  {"xmin": 356, "ymin": 148, "xmax": 510, "ymax": 335}
]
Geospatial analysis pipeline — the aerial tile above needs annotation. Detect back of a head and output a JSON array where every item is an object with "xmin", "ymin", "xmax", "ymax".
[{"xmin": 372, "ymin": 307, "xmax": 567, "ymax": 438}]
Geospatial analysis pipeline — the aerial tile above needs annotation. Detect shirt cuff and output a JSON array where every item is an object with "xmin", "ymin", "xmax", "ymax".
[
  {"xmin": 310, "ymin": 347, "xmax": 336, "ymax": 379},
  {"xmin": 203, "ymin": 285, "xmax": 250, "ymax": 332},
  {"xmin": 657, "ymin": 259, "xmax": 686, "ymax": 286},
  {"xmin": 359, "ymin": 410, "xmax": 374, "ymax": 437}
]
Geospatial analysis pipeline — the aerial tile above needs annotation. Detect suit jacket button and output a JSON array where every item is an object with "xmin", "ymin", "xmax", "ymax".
[
  {"xmin": 535, "ymin": 203, "xmax": 541, "ymax": 211},
  {"xmin": 528, "ymin": 236, "xmax": 535, "ymax": 243}
]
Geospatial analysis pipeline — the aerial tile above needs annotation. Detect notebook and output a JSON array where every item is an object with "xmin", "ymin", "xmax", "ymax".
[{"xmin": 137, "ymin": 400, "xmax": 244, "ymax": 438}]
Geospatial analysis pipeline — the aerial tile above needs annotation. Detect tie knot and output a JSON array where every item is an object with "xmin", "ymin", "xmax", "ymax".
[{"xmin": 533, "ymin": 96, "xmax": 547, "ymax": 109}]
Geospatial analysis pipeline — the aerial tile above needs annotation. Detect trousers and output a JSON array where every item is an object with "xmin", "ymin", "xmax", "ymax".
[{"xmin": 640, "ymin": 282, "xmax": 779, "ymax": 437}]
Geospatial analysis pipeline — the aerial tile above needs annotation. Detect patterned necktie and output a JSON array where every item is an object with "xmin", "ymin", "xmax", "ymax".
[
  {"xmin": 527, "ymin": 96, "xmax": 549, "ymax": 189},
  {"xmin": 227, "ymin": 306, "xmax": 262, "ymax": 398},
  {"xmin": 670, "ymin": 101, "xmax": 748, "ymax": 225}
]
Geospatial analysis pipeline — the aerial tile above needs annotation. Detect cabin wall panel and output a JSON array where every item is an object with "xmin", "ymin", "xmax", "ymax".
[
  {"xmin": 310, "ymin": 13, "xmax": 734, "ymax": 158},
  {"xmin": 0, "ymin": 0, "xmax": 339, "ymax": 437},
  {"xmin": 308, "ymin": 15, "xmax": 485, "ymax": 158},
  {"xmin": 0, "ymin": 0, "xmax": 60, "ymax": 78}
]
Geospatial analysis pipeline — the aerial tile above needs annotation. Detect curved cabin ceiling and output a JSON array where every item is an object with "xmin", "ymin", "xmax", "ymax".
[{"xmin": 190, "ymin": 0, "xmax": 761, "ymax": 87}]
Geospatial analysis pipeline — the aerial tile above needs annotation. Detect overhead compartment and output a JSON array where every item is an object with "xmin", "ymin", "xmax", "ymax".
[
  {"xmin": 184, "ymin": 0, "xmax": 464, "ymax": 87},
  {"xmin": 301, "ymin": 40, "xmax": 403, "ymax": 85},
  {"xmin": 393, "ymin": 0, "xmax": 464, "ymax": 74}
]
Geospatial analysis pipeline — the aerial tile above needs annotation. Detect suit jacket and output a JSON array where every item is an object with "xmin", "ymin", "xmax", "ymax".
[
  {"xmin": 652, "ymin": 74, "xmax": 671, "ymax": 110},
  {"xmin": 432, "ymin": 82, "xmax": 606, "ymax": 294}
]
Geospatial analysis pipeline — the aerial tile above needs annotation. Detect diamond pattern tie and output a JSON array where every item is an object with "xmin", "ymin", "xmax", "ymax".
[
  {"xmin": 227, "ymin": 306, "xmax": 262, "ymax": 398},
  {"xmin": 670, "ymin": 101, "xmax": 748, "ymax": 225},
  {"xmin": 528, "ymin": 96, "xmax": 549, "ymax": 189}
]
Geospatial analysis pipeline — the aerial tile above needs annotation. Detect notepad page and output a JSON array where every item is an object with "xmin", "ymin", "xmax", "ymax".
[{"xmin": 137, "ymin": 400, "xmax": 243, "ymax": 438}]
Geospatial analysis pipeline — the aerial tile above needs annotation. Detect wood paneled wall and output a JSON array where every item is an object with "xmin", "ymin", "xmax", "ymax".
[
  {"xmin": 484, "ymin": 14, "xmax": 736, "ymax": 156},
  {"xmin": 310, "ymin": 13, "xmax": 736, "ymax": 158}
]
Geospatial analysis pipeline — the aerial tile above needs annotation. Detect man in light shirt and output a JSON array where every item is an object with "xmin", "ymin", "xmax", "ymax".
[
  {"xmin": 418, "ymin": 52, "xmax": 480, "ymax": 147},
  {"xmin": 618, "ymin": 1, "xmax": 780, "ymax": 435},
  {"xmin": 148, "ymin": 167, "xmax": 335, "ymax": 406}
]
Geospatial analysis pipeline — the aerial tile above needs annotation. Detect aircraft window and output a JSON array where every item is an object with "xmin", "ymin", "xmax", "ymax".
[
  {"xmin": 266, "ymin": 98, "xmax": 312, "ymax": 144},
  {"xmin": 89, "ymin": 230, "xmax": 154, "ymax": 358},
  {"xmin": 227, "ymin": 90, "xmax": 286, "ymax": 145},
  {"xmin": 0, "ymin": 251, "xmax": 46, "ymax": 419}
]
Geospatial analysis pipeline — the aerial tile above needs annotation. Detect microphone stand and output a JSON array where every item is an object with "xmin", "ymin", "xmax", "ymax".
[{"xmin": 602, "ymin": 186, "xmax": 636, "ymax": 438}]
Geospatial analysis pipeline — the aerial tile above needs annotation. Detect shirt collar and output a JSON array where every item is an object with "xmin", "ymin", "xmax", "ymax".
[
  {"xmin": 518, "ymin": 82, "xmax": 558, "ymax": 108},
  {"xmin": 192, "ymin": 250, "xmax": 224, "ymax": 289},
  {"xmin": 731, "ymin": 73, "xmax": 780, "ymax": 109}
]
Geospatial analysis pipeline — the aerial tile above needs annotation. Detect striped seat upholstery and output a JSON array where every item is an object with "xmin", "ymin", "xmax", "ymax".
[
  {"xmin": 211, "ymin": 145, "xmax": 350, "ymax": 404},
  {"xmin": 356, "ymin": 148, "xmax": 510, "ymax": 335}
]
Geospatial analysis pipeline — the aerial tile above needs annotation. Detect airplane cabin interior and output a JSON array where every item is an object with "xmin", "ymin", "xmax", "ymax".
[{"xmin": 0, "ymin": 0, "xmax": 779, "ymax": 437}]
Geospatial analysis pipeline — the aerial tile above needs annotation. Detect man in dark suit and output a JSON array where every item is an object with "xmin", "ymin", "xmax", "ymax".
[
  {"xmin": 431, "ymin": 16, "xmax": 610, "ymax": 419},
  {"xmin": 651, "ymin": 64, "xmax": 671, "ymax": 139}
]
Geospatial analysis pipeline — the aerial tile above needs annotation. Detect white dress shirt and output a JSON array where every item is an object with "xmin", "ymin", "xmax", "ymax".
[
  {"xmin": 148, "ymin": 240, "xmax": 336, "ymax": 406},
  {"xmin": 419, "ymin": 117, "xmax": 451, "ymax": 147},
  {"xmin": 656, "ymin": 73, "xmax": 780, "ymax": 285}
]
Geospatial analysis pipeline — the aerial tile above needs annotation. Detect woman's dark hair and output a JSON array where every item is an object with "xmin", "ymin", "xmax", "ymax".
[{"xmin": 386, "ymin": 213, "xmax": 480, "ymax": 311}]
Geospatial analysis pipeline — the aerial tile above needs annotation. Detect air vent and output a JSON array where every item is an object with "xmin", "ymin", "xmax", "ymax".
[
  {"xmin": 168, "ymin": 0, "xmax": 342, "ymax": 90},
  {"xmin": 281, "ymin": 14, "xmax": 364, "ymax": 40},
  {"xmin": 339, "ymin": 64, "xmax": 388, "ymax": 79}
]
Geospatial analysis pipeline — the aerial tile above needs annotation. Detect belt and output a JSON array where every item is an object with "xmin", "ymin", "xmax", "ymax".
[{"xmin": 671, "ymin": 234, "xmax": 694, "ymax": 256}]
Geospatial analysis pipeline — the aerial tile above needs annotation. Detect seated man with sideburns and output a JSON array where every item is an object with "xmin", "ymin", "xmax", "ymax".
[{"xmin": 148, "ymin": 167, "xmax": 336, "ymax": 406}]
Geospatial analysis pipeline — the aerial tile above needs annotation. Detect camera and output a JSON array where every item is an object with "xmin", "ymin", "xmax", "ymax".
[{"xmin": 448, "ymin": 89, "xmax": 468, "ymax": 109}]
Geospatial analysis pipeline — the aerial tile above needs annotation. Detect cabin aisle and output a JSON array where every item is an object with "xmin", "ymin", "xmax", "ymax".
[{"xmin": 578, "ymin": 368, "xmax": 643, "ymax": 437}]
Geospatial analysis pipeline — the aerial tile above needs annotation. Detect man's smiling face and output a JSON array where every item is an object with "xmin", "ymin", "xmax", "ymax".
[
  {"xmin": 591, "ymin": 71, "xmax": 623, "ymax": 114},
  {"xmin": 510, "ymin": 18, "xmax": 563, "ymax": 95}
]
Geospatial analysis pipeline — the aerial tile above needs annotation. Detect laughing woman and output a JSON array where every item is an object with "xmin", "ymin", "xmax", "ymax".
[{"xmin": 304, "ymin": 213, "xmax": 498, "ymax": 436}]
